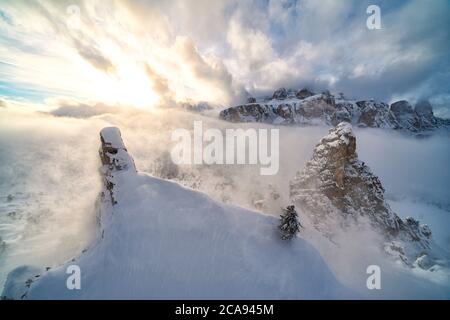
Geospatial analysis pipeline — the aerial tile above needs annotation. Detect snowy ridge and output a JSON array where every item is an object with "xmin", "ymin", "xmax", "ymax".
[
  {"xmin": 220, "ymin": 88, "xmax": 450, "ymax": 133},
  {"xmin": 1, "ymin": 128, "xmax": 354, "ymax": 299},
  {"xmin": 290, "ymin": 123, "xmax": 449, "ymax": 269}
]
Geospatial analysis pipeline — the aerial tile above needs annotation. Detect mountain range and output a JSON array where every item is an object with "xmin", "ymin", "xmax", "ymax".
[{"xmin": 220, "ymin": 88, "xmax": 450, "ymax": 134}]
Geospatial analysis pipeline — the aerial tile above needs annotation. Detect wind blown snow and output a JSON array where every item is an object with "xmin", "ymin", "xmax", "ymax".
[{"xmin": 0, "ymin": 102, "xmax": 449, "ymax": 298}]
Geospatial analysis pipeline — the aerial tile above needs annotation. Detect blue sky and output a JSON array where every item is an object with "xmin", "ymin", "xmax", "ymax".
[{"xmin": 0, "ymin": 0, "xmax": 449, "ymax": 115}]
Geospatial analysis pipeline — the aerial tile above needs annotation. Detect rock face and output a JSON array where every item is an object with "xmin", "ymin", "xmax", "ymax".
[
  {"xmin": 390, "ymin": 100, "xmax": 421, "ymax": 132},
  {"xmin": 289, "ymin": 123, "xmax": 443, "ymax": 268},
  {"xmin": 296, "ymin": 88, "xmax": 315, "ymax": 99},
  {"xmin": 220, "ymin": 89, "xmax": 449, "ymax": 134},
  {"xmin": 290, "ymin": 123, "xmax": 400, "ymax": 230},
  {"xmin": 356, "ymin": 100, "xmax": 400, "ymax": 129},
  {"xmin": 414, "ymin": 100, "xmax": 438, "ymax": 129},
  {"xmin": 272, "ymin": 87, "xmax": 288, "ymax": 100},
  {"xmin": 99, "ymin": 127, "xmax": 136, "ymax": 205}
]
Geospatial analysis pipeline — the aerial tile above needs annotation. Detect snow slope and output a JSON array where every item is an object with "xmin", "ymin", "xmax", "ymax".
[{"xmin": 2, "ymin": 128, "xmax": 354, "ymax": 299}]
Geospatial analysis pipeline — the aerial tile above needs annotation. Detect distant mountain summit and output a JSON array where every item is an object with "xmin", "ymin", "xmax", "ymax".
[
  {"xmin": 290, "ymin": 122, "xmax": 447, "ymax": 269},
  {"xmin": 220, "ymin": 88, "xmax": 450, "ymax": 133}
]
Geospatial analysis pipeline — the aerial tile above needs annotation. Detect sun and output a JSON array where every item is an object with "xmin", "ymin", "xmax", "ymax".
[{"xmin": 90, "ymin": 62, "xmax": 160, "ymax": 109}]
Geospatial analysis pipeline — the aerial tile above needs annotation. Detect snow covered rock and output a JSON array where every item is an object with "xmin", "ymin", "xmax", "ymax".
[
  {"xmin": 219, "ymin": 89, "xmax": 449, "ymax": 134},
  {"xmin": 389, "ymin": 101, "xmax": 421, "ymax": 132},
  {"xmin": 415, "ymin": 100, "xmax": 434, "ymax": 119},
  {"xmin": 99, "ymin": 127, "xmax": 135, "ymax": 172},
  {"xmin": 414, "ymin": 100, "xmax": 438, "ymax": 129},
  {"xmin": 1, "ymin": 128, "xmax": 354, "ymax": 299},
  {"xmin": 289, "ymin": 123, "xmax": 399, "ymax": 230},
  {"xmin": 99, "ymin": 127, "xmax": 136, "ymax": 205},
  {"xmin": 219, "ymin": 103, "xmax": 273, "ymax": 123},
  {"xmin": 272, "ymin": 87, "xmax": 288, "ymax": 100},
  {"xmin": 296, "ymin": 88, "xmax": 315, "ymax": 99},
  {"xmin": 297, "ymin": 94, "xmax": 335, "ymax": 119},
  {"xmin": 356, "ymin": 100, "xmax": 399, "ymax": 129},
  {"xmin": 289, "ymin": 123, "xmax": 445, "ymax": 268},
  {"xmin": 219, "ymin": 92, "xmax": 336, "ymax": 125}
]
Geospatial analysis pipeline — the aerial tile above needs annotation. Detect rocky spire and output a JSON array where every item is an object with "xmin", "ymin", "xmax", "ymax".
[
  {"xmin": 290, "ymin": 123, "xmax": 440, "ymax": 268},
  {"xmin": 99, "ymin": 127, "xmax": 136, "ymax": 205},
  {"xmin": 414, "ymin": 99, "xmax": 438, "ymax": 128},
  {"xmin": 290, "ymin": 123, "xmax": 400, "ymax": 229}
]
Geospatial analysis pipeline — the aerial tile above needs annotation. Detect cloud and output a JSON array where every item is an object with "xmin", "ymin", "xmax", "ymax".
[
  {"xmin": 226, "ymin": 0, "xmax": 450, "ymax": 104},
  {"xmin": 73, "ymin": 39, "xmax": 116, "ymax": 74},
  {"xmin": 227, "ymin": 19, "xmax": 275, "ymax": 70},
  {"xmin": 144, "ymin": 64, "xmax": 175, "ymax": 107},
  {"xmin": 47, "ymin": 98, "xmax": 120, "ymax": 118},
  {"xmin": 0, "ymin": 0, "xmax": 449, "ymax": 110},
  {"xmin": 172, "ymin": 36, "xmax": 246, "ymax": 105}
]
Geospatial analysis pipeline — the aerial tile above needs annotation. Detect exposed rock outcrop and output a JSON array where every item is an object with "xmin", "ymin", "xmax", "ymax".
[
  {"xmin": 220, "ymin": 89, "xmax": 449, "ymax": 134},
  {"xmin": 390, "ymin": 100, "xmax": 421, "ymax": 132},
  {"xmin": 356, "ymin": 100, "xmax": 399, "ymax": 129},
  {"xmin": 99, "ymin": 127, "xmax": 136, "ymax": 205},
  {"xmin": 272, "ymin": 87, "xmax": 288, "ymax": 100},
  {"xmin": 296, "ymin": 88, "xmax": 315, "ymax": 99},
  {"xmin": 414, "ymin": 100, "xmax": 438, "ymax": 129},
  {"xmin": 289, "ymin": 122, "xmax": 444, "ymax": 268}
]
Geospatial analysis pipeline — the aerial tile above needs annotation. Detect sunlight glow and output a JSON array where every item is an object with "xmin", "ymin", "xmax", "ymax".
[{"xmin": 93, "ymin": 63, "xmax": 160, "ymax": 109}]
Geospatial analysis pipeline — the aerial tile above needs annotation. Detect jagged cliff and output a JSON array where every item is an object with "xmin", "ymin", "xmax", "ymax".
[
  {"xmin": 289, "ymin": 122, "xmax": 445, "ymax": 268},
  {"xmin": 220, "ymin": 88, "xmax": 450, "ymax": 133}
]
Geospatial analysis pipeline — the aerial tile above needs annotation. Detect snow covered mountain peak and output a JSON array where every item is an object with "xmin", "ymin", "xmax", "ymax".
[
  {"xmin": 220, "ymin": 88, "xmax": 450, "ymax": 134},
  {"xmin": 313, "ymin": 122, "xmax": 356, "ymax": 162},
  {"xmin": 290, "ymin": 123, "xmax": 446, "ymax": 269},
  {"xmin": 99, "ymin": 127, "xmax": 136, "ymax": 173},
  {"xmin": 290, "ymin": 122, "xmax": 394, "ymax": 228}
]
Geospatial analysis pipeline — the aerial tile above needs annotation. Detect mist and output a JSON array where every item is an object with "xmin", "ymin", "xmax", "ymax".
[{"xmin": 0, "ymin": 102, "xmax": 449, "ymax": 297}]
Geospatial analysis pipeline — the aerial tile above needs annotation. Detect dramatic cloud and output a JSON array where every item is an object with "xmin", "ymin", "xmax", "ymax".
[{"xmin": 0, "ymin": 0, "xmax": 449, "ymax": 111}]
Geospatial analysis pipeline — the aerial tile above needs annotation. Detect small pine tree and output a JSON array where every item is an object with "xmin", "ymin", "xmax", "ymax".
[{"xmin": 279, "ymin": 205, "xmax": 301, "ymax": 240}]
